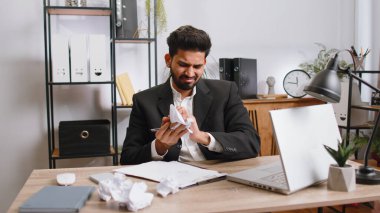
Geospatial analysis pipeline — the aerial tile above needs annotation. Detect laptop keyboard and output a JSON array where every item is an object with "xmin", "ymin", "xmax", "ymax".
[{"xmin": 260, "ymin": 172, "xmax": 287, "ymax": 186}]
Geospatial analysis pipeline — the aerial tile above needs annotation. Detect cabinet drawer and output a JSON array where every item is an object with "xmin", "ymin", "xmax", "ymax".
[{"xmin": 59, "ymin": 120, "xmax": 110, "ymax": 156}]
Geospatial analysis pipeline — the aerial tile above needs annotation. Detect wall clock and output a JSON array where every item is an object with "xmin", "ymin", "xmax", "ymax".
[{"xmin": 283, "ymin": 69, "xmax": 311, "ymax": 98}]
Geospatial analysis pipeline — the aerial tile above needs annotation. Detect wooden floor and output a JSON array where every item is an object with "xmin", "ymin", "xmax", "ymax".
[{"xmin": 277, "ymin": 204, "xmax": 373, "ymax": 213}]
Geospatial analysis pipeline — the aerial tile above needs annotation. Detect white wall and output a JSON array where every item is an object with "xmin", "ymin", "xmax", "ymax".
[{"xmin": 3, "ymin": 0, "xmax": 380, "ymax": 211}]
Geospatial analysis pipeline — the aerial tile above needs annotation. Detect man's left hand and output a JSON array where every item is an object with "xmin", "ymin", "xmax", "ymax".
[{"xmin": 176, "ymin": 106, "xmax": 211, "ymax": 146}]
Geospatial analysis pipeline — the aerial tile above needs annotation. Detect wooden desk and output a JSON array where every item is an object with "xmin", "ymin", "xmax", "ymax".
[
  {"xmin": 243, "ymin": 98, "xmax": 325, "ymax": 156},
  {"xmin": 8, "ymin": 156, "xmax": 380, "ymax": 213}
]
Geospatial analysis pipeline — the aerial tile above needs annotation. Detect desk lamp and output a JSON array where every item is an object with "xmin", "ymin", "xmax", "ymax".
[{"xmin": 304, "ymin": 54, "xmax": 380, "ymax": 184}]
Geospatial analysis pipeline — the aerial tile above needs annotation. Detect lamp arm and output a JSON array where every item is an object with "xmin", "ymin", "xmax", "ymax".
[
  {"xmin": 364, "ymin": 113, "xmax": 380, "ymax": 168},
  {"xmin": 343, "ymin": 69, "xmax": 380, "ymax": 94}
]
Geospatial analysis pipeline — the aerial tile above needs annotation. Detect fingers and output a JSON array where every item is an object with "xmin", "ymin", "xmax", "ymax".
[
  {"xmin": 176, "ymin": 106, "xmax": 189, "ymax": 119},
  {"xmin": 155, "ymin": 121, "xmax": 170, "ymax": 139},
  {"xmin": 172, "ymin": 124, "xmax": 187, "ymax": 135},
  {"xmin": 155, "ymin": 123, "xmax": 188, "ymax": 147},
  {"xmin": 161, "ymin": 116, "xmax": 170, "ymax": 125}
]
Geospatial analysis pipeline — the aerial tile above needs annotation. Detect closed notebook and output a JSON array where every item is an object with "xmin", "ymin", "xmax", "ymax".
[{"xmin": 19, "ymin": 186, "xmax": 94, "ymax": 213}]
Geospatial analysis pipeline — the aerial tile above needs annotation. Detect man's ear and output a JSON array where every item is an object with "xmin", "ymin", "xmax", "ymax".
[{"xmin": 164, "ymin": 54, "xmax": 171, "ymax": 67}]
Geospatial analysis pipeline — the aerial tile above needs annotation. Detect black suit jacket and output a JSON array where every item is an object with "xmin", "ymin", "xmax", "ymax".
[{"xmin": 120, "ymin": 79, "xmax": 260, "ymax": 165}]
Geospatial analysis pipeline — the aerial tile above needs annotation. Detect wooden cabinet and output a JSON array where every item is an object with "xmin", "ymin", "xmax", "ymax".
[{"xmin": 243, "ymin": 98, "xmax": 325, "ymax": 156}]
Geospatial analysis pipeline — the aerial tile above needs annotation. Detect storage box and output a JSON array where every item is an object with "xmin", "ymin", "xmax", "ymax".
[{"xmin": 59, "ymin": 120, "xmax": 110, "ymax": 156}]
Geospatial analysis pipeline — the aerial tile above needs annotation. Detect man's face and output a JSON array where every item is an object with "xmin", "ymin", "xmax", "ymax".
[{"xmin": 165, "ymin": 49, "xmax": 206, "ymax": 91}]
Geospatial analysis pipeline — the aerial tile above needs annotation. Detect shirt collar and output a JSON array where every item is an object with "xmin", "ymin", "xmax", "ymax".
[{"xmin": 170, "ymin": 77, "xmax": 197, "ymax": 101}]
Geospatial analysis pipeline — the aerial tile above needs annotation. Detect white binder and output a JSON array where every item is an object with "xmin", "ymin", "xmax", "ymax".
[
  {"xmin": 333, "ymin": 80, "xmax": 369, "ymax": 126},
  {"xmin": 70, "ymin": 35, "xmax": 89, "ymax": 82},
  {"xmin": 51, "ymin": 35, "xmax": 70, "ymax": 82},
  {"xmin": 89, "ymin": 34, "xmax": 109, "ymax": 82}
]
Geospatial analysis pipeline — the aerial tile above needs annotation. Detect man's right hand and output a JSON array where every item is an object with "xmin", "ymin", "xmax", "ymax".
[{"xmin": 155, "ymin": 117, "xmax": 188, "ymax": 155}]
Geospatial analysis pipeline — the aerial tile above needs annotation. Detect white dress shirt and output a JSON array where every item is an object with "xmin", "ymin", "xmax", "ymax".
[{"xmin": 151, "ymin": 78, "xmax": 223, "ymax": 161}]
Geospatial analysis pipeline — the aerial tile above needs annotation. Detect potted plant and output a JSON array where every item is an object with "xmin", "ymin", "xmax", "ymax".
[
  {"xmin": 324, "ymin": 140, "xmax": 357, "ymax": 192},
  {"xmin": 299, "ymin": 43, "xmax": 352, "ymax": 78},
  {"xmin": 145, "ymin": 0, "xmax": 167, "ymax": 34}
]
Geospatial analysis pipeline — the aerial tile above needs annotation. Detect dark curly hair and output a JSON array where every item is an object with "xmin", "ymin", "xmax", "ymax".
[{"xmin": 167, "ymin": 25, "xmax": 212, "ymax": 57}]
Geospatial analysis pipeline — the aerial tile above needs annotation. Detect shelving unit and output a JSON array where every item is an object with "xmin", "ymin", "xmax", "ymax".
[
  {"xmin": 43, "ymin": 0, "xmax": 157, "ymax": 168},
  {"xmin": 344, "ymin": 71, "xmax": 380, "ymax": 143},
  {"xmin": 43, "ymin": 0, "xmax": 117, "ymax": 168}
]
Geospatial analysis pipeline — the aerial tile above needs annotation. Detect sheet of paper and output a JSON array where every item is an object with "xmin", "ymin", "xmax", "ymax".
[
  {"xmin": 169, "ymin": 104, "xmax": 193, "ymax": 133},
  {"xmin": 114, "ymin": 161, "xmax": 225, "ymax": 188}
]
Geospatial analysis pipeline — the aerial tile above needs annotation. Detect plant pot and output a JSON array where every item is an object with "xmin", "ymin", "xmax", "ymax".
[
  {"xmin": 372, "ymin": 152, "xmax": 380, "ymax": 167},
  {"xmin": 327, "ymin": 164, "xmax": 356, "ymax": 192}
]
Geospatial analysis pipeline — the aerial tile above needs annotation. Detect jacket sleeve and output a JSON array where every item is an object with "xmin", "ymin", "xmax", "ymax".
[
  {"xmin": 207, "ymin": 83, "xmax": 260, "ymax": 160},
  {"xmin": 120, "ymin": 95, "xmax": 153, "ymax": 165}
]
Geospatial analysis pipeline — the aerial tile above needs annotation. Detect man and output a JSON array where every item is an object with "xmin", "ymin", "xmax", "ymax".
[{"xmin": 120, "ymin": 25, "xmax": 260, "ymax": 165}]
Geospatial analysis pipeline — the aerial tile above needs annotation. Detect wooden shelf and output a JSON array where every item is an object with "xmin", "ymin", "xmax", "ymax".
[
  {"xmin": 115, "ymin": 38, "xmax": 155, "ymax": 44},
  {"xmin": 52, "ymin": 147, "xmax": 116, "ymax": 159},
  {"xmin": 47, "ymin": 6, "xmax": 112, "ymax": 16},
  {"xmin": 48, "ymin": 81, "xmax": 114, "ymax": 85},
  {"xmin": 339, "ymin": 122, "xmax": 374, "ymax": 129},
  {"xmin": 352, "ymin": 105, "xmax": 380, "ymax": 111},
  {"xmin": 116, "ymin": 103, "xmax": 133, "ymax": 108}
]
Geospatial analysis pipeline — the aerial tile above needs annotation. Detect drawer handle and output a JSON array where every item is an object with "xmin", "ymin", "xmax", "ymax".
[{"xmin": 80, "ymin": 130, "xmax": 89, "ymax": 139}]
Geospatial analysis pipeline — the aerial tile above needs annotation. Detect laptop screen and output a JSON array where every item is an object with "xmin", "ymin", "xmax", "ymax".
[{"xmin": 270, "ymin": 104, "xmax": 341, "ymax": 192}]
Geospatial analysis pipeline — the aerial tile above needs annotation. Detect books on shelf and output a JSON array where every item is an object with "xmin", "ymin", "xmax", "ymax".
[{"xmin": 116, "ymin": 72, "xmax": 135, "ymax": 106}]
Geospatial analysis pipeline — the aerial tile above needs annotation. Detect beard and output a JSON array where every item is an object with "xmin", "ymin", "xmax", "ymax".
[{"xmin": 170, "ymin": 69, "xmax": 200, "ymax": 90}]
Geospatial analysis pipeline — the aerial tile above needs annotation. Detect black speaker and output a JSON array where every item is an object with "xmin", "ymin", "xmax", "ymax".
[
  {"xmin": 233, "ymin": 58, "xmax": 257, "ymax": 99},
  {"xmin": 219, "ymin": 58, "xmax": 234, "ymax": 81}
]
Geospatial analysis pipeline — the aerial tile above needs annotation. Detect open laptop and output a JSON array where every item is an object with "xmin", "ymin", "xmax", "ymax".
[{"xmin": 227, "ymin": 104, "xmax": 341, "ymax": 194}]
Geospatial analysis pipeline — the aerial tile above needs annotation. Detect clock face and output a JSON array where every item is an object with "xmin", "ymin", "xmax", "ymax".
[{"xmin": 283, "ymin": 69, "xmax": 311, "ymax": 98}]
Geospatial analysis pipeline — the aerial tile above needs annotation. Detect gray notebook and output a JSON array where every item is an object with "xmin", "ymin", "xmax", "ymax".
[{"xmin": 19, "ymin": 186, "xmax": 94, "ymax": 213}]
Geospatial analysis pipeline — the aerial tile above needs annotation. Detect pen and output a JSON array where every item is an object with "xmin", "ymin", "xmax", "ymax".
[
  {"xmin": 364, "ymin": 48, "xmax": 370, "ymax": 57},
  {"xmin": 350, "ymin": 46, "xmax": 358, "ymax": 56},
  {"xmin": 150, "ymin": 128, "xmax": 160, "ymax": 132}
]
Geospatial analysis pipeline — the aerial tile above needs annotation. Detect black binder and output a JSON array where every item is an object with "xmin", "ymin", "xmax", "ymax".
[
  {"xmin": 219, "ymin": 58, "xmax": 234, "ymax": 81},
  {"xmin": 233, "ymin": 58, "xmax": 257, "ymax": 99},
  {"xmin": 115, "ymin": 0, "xmax": 138, "ymax": 38}
]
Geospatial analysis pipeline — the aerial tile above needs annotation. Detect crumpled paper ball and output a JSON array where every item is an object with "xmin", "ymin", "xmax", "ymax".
[
  {"xmin": 97, "ymin": 173, "xmax": 154, "ymax": 212},
  {"xmin": 156, "ymin": 176, "xmax": 179, "ymax": 197}
]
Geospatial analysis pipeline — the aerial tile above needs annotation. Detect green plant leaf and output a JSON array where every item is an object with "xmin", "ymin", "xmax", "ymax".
[{"xmin": 324, "ymin": 140, "xmax": 358, "ymax": 167}]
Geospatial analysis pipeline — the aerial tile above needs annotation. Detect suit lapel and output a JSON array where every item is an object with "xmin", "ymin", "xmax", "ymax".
[
  {"xmin": 193, "ymin": 79, "xmax": 213, "ymax": 129},
  {"xmin": 157, "ymin": 80, "xmax": 173, "ymax": 116}
]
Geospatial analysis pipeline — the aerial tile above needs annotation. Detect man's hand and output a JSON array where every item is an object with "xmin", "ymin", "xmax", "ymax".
[
  {"xmin": 155, "ymin": 117, "xmax": 188, "ymax": 155},
  {"xmin": 176, "ymin": 106, "xmax": 211, "ymax": 146}
]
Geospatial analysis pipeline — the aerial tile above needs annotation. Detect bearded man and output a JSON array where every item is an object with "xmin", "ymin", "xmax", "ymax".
[{"xmin": 120, "ymin": 25, "xmax": 260, "ymax": 165}]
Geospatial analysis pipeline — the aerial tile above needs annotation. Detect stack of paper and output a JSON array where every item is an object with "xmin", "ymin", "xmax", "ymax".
[
  {"xmin": 114, "ymin": 161, "xmax": 226, "ymax": 189},
  {"xmin": 19, "ymin": 186, "xmax": 94, "ymax": 213},
  {"xmin": 116, "ymin": 72, "xmax": 135, "ymax": 106}
]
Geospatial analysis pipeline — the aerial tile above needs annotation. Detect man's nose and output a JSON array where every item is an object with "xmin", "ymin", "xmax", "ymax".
[{"xmin": 184, "ymin": 66, "xmax": 195, "ymax": 76}]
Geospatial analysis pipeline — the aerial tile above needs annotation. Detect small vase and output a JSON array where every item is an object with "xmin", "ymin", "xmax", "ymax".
[{"xmin": 327, "ymin": 164, "xmax": 356, "ymax": 192}]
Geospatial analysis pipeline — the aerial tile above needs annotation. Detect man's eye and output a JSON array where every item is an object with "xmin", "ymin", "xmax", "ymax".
[{"xmin": 193, "ymin": 65, "xmax": 202, "ymax": 69}]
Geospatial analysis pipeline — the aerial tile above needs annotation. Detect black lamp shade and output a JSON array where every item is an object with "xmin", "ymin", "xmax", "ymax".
[{"xmin": 304, "ymin": 54, "xmax": 341, "ymax": 103}]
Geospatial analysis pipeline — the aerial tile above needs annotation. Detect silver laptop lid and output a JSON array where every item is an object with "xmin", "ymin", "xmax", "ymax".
[{"xmin": 270, "ymin": 104, "xmax": 341, "ymax": 192}]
